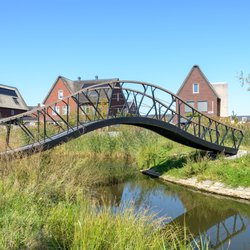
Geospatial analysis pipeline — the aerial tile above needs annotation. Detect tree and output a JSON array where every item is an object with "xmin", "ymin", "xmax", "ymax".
[{"xmin": 239, "ymin": 71, "xmax": 250, "ymax": 91}]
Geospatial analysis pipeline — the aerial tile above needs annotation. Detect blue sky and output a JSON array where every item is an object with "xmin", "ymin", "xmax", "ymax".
[{"xmin": 0, "ymin": 0, "xmax": 249, "ymax": 115}]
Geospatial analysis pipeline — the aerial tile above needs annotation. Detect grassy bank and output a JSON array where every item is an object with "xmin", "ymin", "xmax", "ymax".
[
  {"xmin": 147, "ymin": 123, "xmax": 250, "ymax": 188},
  {"xmin": 150, "ymin": 152, "xmax": 250, "ymax": 187},
  {"xmin": 0, "ymin": 134, "xmax": 207, "ymax": 249},
  {"xmin": 1, "ymin": 123, "xmax": 249, "ymax": 249},
  {"xmin": 69, "ymin": 124, "xmax": 250, "ymax": 188},
  {"xmin": 57, "ymin": 125, "xmax": 193, "ymax": 166}
]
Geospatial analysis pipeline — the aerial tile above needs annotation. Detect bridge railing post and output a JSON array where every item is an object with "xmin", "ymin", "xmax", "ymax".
[
  {"xmin": 66, "ymin": 98, "xmax": 70, "ymax": 130},
  {"xmin": 43, "ymin": 108, "xmax": 46, "ymax": 141},
  {"xmin": 37, "ymin": 110, "xmax": 40, "ymax": 142},
  {"xmin": 76, "ymin": 94, "xmax": 80, "ymax": 128},
  {"xmin": 198, "ymin": 115, "xmax": 201, "ymax": 138},
  {"xmin": 177, "ymin": 101, "xmax": 181, "ymax": 128},
  {"xmin": 215, "ymin": 123, "xmax": 220, "ymax": 145}
]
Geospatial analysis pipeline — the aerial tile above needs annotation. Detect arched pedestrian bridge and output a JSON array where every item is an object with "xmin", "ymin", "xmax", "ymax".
[{"xmin": 0, "ymin": 80, "xmax": 244, "ymax": 157}]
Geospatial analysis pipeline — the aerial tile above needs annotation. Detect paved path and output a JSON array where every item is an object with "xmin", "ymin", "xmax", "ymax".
[{"xmin": 142, "ymin": 168, "xmax": 250, "ymax": 201}]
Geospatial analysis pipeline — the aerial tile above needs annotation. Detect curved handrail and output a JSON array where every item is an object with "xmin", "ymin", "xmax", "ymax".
[
  {"xmin": 0, "ymin": 79, "xmax": 243, "ymax": 132},
  {"xmin": 0, "ymin": 80, "xmax": 244, "ymax": 155}
]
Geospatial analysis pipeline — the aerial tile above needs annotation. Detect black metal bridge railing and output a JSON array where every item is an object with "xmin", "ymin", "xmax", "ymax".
[{"xmin": 0, "ymin": 80, "xmax": 244, "ymax": 156}]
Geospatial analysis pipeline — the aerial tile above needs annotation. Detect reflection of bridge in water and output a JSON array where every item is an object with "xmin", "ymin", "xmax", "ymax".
[
  {"xmin": 0, "ymin": 80, "xmax": 244, "ymax": 157},
  {"xmin": 167, "ymin": 183, "xmax": 249, "ymax": 249},
  {"xmin": 170, "ymin": 206, "xmax": 246, "ymax": 249},
  {"xmin": 93, "ymin": 176, "xmax": 249, "ymax": 249}
]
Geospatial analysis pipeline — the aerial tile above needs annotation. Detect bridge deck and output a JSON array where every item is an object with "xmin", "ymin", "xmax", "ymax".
[{"xmin": 0, "ymin": 117, "xmax": 238, "ymax": 158}]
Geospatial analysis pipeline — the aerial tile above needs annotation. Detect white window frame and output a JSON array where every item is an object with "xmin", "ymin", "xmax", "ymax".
[
  {"xmin": 117, "ymin": 93, "xmax": 120, "ymax": 102},
  {"xmin": 58, "ymin": 90, "xmax": 63, "ymax": 100},
  {"xmin": 11, "ymin": 110, "xmax": 15, "ymax": 116},
  {"xmin": 193, "ymin": 83, "xmax": 199, "ymax": 94}
]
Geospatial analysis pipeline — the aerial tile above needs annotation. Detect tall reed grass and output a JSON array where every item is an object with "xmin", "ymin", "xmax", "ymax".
[{"xmin": 0, "ymin": 124, "xmax": 211, "ymax": 249}]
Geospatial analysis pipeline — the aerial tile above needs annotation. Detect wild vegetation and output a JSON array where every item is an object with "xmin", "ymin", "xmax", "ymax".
[
  {"xmin": 0, "ymin": 126, "xmax": 210, "ymax": 250},
  {"xmin": 0, "ymin": 122, "xmax": 249, "ymax": 249},
  {"xmin": 145, "ymin": 122, "xmax": 250, "ymax": 187}
]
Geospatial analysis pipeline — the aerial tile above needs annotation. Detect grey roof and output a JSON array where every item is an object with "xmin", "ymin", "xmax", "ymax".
[
  {"xmin": 62, "ymin": 77, "xmax": 119, "ymax": 93},
  {"xmin": 0, "ymin": 84, "xmax": 28, "ymax": 111}
]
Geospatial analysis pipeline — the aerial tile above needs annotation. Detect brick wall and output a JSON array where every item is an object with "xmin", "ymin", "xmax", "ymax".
[
  {"xmin": 44, "ymin": 77, "xmax": 76, "ymax": 118},
  {"xmin": 178, "ymin": 66, "xmax": 220, "ymax": 117}
]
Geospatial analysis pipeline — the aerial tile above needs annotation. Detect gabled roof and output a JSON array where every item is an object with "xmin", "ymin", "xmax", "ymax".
[
  {"xmin": 43, "ymin": 76, "xmax": 74, "ymax": 104},
  {"xmin": 0, "ymin": 84, "xmax": 28, "ymax": 111},
  {"xmin": 176, "ymin": 65, "xmax": 219, "ymax": 98},
  {"xmin": 43, "ymin": 76, "xmax": 119, "ymax": 104}
]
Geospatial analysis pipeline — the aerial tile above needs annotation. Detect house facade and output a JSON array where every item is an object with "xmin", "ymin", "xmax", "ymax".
[
  {"xmin": 0, "ymin": 84, "xmax": 28, "ymax": 118},
  {"xmin": 177, "ymin": 65, "xmax": 228, "ymax": 118},
  {"xmin": 43, "ymin": 76, "xmax": 126, "ymax": 119}
]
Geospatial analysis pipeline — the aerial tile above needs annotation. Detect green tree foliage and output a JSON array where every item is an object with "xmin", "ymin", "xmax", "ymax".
[{"xmin": 239, "ymin": 71, "xmax": 250, "ymax": 91}]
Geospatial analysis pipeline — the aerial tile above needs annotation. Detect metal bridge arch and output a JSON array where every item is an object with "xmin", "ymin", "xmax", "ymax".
[{"xmin": 0, "ymin": 80, "xmax": 244, "ymax": 157}]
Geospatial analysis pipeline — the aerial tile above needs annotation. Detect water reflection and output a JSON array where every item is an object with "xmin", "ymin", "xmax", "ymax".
[
  {"xmin": 93, "ymin": 175, "xmax": 250, "ymax": 250},
  {"xmin": 171, "ymin": 206, "xmax": 246, "ymax": 249}
]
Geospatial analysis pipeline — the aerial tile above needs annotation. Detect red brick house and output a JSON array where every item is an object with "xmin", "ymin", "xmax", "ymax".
[
  {"xmin": 0, "ymin": 84, "xmax": 28, "ymax": 118},
  {"xmin": 43, "ymin": 76, "xmax": 126, "ymax": 118},
  {"xmin": 177, "ymin": 65, "xmax": 228, "ymax": 118}
]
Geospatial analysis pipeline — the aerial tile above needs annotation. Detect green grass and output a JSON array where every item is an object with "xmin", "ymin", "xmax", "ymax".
[
  {"xmin": 151, "ymin": 152, "xmax": 250, "ymax": 188},
  {"xmin": 145, "ymin": 123, "xmax": 250, "ymax": 188},
  {"xmin": 0, "ymin": 127, "xmax": 209, "ymax": 250},
  {"xmin": 1, "ymin": 123, "xmax": 249, "ymax": 249},
  {"xmin": 0, "ymin": 191, "xmax": 206, "ymax": 249}
]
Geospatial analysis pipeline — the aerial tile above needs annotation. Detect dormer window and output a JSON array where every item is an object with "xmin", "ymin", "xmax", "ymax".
[
  {"xmin": 193, "ymin": 83, "xmax": 199, "ymax": 93},
  {"xmin": 13, "ymin": 97, "xmax": 19, "ymax": 105},
  {"xmin": 58, "ymin": 90, "xmax": 63, "ymax": 100}
]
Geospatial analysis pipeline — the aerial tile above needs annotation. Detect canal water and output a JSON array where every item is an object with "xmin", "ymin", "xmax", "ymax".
[{"xmin": 92, "ymin": 172, "xmax": 250, "ymax": 250}]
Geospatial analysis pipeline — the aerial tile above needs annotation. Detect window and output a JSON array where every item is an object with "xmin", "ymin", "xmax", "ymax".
[
  {"xmin": 62, "ymin": 106, "xmax": 70, "ymax": 115},
  {"xmin": 0, "ymin": 87, "xmax": 17, "ymax": 97},
  {"xmin": 184, "ymin": 101, "xmax": 194, "ymax": 113},
  {"xmin": 198, "ymin": 101, "xmax": 208, "ymax": 112},
  {"xmin": 13, "ymin": 97, "xmax": 19, "ymax": 105},
  {"xmin": 11, "ymin": 110, "xmax": 15, "ymax": 116},
  {"xmin": 117, "ymin": 93, "xmax": 120, "ymax": 102},
  {"xmin": 193, "ymin": 83, "xmax": 199, "ymax": 93},
  {"xmin": 58, "ymin": 90, "xmax": 63, "ymax": 100},
  {"xmin": 52, "ymin": 106, "xmax": 60, "ymax": 116}
]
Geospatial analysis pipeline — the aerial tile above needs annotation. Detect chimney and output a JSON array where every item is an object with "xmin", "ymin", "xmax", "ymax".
[{"xmin": 95, "ymin": 75, "xmax": 98, "ymax": 80}]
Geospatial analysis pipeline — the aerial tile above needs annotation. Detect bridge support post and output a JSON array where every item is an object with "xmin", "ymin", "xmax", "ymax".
[
  {"xmin": 76, "ymin": 93, "xmax": 80, "ymax": 128},
  {"xmin": 177, "ymin": 102, "xmax": 181, "ymax": 128}
]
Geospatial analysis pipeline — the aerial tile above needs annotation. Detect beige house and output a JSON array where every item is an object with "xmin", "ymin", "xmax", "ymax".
[{"xmin": 211, "ymin": 82, "xmax": 228, "ymax": 117}]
